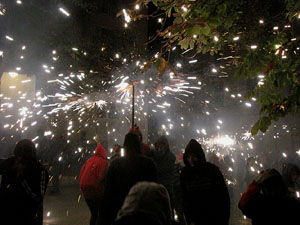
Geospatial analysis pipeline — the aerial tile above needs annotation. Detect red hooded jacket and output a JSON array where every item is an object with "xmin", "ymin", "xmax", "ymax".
[{"xmin": 79, "ymin": 144, "xmax": 108, "ymax": 199}]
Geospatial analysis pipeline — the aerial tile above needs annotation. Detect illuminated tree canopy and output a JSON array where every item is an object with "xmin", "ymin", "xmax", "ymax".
[{"xmin": 127, "ymin": 0, "xmax": 300, "ymax": 135}]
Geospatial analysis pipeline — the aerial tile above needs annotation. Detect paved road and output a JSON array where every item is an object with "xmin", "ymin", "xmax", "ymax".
[
  {"xmin": 43, "ymin": 185, "xmax": 250, "ymax": 225},
  {"xmin": 43, "ymin": 185, "xmax": 89, "ymax": 225}
]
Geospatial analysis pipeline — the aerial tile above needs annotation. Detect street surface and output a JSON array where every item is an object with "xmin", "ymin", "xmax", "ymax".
[{"xmin": 43, "ymin": 184, "xmax": 250, "ymax": 225}]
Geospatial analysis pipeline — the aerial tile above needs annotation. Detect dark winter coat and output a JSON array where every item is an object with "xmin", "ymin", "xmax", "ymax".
[
  {"xmin": 0, "ymin": 157, "xmax": 49, "ymax": 225},
  {"xmin": 282, "ymin": 163, "xmax": 300, "ymax": 198},
  {"xmin": 115, "ymin": 181, "xmax": 172, "ymax": 225},
  {"xmin": 180, "ymin": 139, "xmax": 230, "ymax": 225},
  {"xmin": 141, "ymin": 142, "xmax": 151, "ymax": 156},
  {"xmin": 239, "ymin": 181, "xmax": 300, "ymax": 225},
  {"xmin": 101, "ymin": 151, "xmax": 157, "ymax": 225},
  {"xmin": 151, "ymin": 136, "xmax": 176, "ymax": 198},
  {"xmin": 79, "ymin": 144, "xmax": 108, "ymax": 199}
]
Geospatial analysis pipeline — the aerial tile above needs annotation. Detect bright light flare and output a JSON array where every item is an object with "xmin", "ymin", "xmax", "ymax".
[
  {"xmin": 9, "ymin": 72, "xmax": 18, "ymax": 78},
  {"xmin": 59, "ymin": 8, "xmax": 70, "ymax": 17},
  {"xmin": 97, "ymin": 100, "xmax": 107, "ymax": 109},
  {"xmin": 123, "ymin": 9, "xmax": 131, "ymax": 23},
  {"xmin": 181, "ymin": 5, "xmax": 188, "ymax": 12},
  {"xmin": 121, "ymin": 148, "xmax": 125, "ymax": 157},
  {"xmin": 5, "ymin": 35, "xmax": 14, "ymax": 41},
  {"xmin": 248, "ymin": 142, "xmax": 253, "ymax": 149},
  {"xmin": 210, "ymin": 135, "xmax": 236, "ymax": 147}
]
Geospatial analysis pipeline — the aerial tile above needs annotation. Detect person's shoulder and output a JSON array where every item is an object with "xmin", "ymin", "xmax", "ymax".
[
  {"xmin": 36, "ymin": 162, "xmax": 48, "ymax": 172},
  {"xmin": 169, "ymin": 151, "xmax": 176, "ymax": 161},
  {"xmin": 109, "ymin": 156, "xmax": 125, "ymax": 166},
  {"xmin": 139, "ymin": 154, "xmax": 155, "ymax": 162},
  {"xmin": 180, "ymin": 166, "xmax": 190, "ymax": 175},
  {"xmin": 142, "ymin": 143, "xmax": 150, "ymax": 149},
  {"xmin": 206, "ymin": 161, "xmax": 221, "ymax": 171},
  {"xmin": 285, "ymin": 196, "xmax": 300, "ymax": 208},
  {"xmin": 136, "ymin": 155, "xmax": 157, "ymax": 168}
]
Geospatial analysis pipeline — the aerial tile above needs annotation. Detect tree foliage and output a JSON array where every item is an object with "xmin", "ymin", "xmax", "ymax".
[{"xmin": 129, "ymin": 0, "xmax": 300, "ymax": 135}]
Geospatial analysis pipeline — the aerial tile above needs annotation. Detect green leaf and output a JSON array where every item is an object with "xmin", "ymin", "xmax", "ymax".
[
  {"xmin": 201, "ymin": 36, "xmax": 208, "ymax": 45},
  {"xmin": 224, "ymin": 18, "xmax": 233, "ymax": 29},
  {"xmin": 259, "ymin": 116, "xmax": 271, "ymax": 133},
  {"xmin": 156, "ymin": 56, "xmax": 167, "ymax": 75},
  {"xmin": 208, "ymin": 17, "xmax": 221, "ymax": 28},
  {"xmin": 189, "ymin": 39, "xmax": 195, "ymax": 49},
  {"xmin": 167, "ymin": 8, "xmax": 172, "ymax": 17},
  {"xmin": 178, "ymin": 38, "xmax": 190, "ymax": 50},
  {"xmin": 251, "ymin": 120, "xmax": 260, "ymax": 136},
  {"xmin": 174, "ymin": 17, "xmax": 183, "ymax": 24},
  {"xmin": 201, "ymin": 26, "xmax": 211, "ymax": 36},
  {"xmin": 218, "ymin": 3, "xmax": 227, "ymax": 15},
  {"xmin": 141, "ymin": 59, "xmax": 153, "ymax": 73},
  {"xmin": 191, "ymin": 26, "xmax": 202, "ymax": 36}
]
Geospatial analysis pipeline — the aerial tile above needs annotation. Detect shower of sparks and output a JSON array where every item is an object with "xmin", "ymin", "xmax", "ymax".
[
  {"xmin": 241, "ymin": 131, "xmax": 254, "ymax": 140},
  {"xmin": 0, "ymin": 5, "xmax": 299, "ymax": 220}
]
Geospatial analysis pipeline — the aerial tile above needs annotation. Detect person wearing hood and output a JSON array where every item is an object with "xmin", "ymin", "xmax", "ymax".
[
  {"xmin": 110, "ymin": 144, "xmax": 122, "ymax": 162},
  {"xmin": 151, "ymin": 136, "xmax": 176, "ymax": 204},
  {"xmin": 0, "ymin": 139, "xmax": 49, "ymax": 225},
  {"xmin": 180, "ymin": 139, "xmax": 230, "ymax": 225},
  {"xmin": 239, "ymin": 168, "xmax": 300, "ymax": 225},
  {"xmin": 129, "ymin": 125, "xmax": 151, "ymax": 156},
  {"xmin": 114, "ymin": 182, "xmax": 173, "ymax": 225},
  {"xmin": 101, "ymin": 133, "xmax": 157, "ymax": 225},
  {"xmin": 79, "ymin": 143, "xmax": 108, "ymax": 225},
  {"xmin": 282, "ymin": 163, "xmax": 300, "ymax": 199}
]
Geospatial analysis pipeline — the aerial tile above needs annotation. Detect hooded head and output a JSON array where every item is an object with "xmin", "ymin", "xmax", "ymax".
[
  {"xmin": 115, "ymin": 182, "xmax": 172, "ymax": 225},
  {"xmin": 154, "ymin": 135, "xmax": 170, "ymax": 153},
  {"xmin": 282, "ymin": 163, "xmax": 300, "ymax": 187},
  {"xmin": 259, "ymin": 169, "xmax": 287, "ymax": 197},
  {"xmin": 129, "ymin": 125, "xmax": 143, "ymax": 143},
  {"xmin": 94, "ymin": 144, "xmax": 107, "ymax": 159},
  {"xmin": 113, "ymin": 144, "xmax": 121, "ymax": 152},
  {"xmin": 123, "ymin": 133, "xmax": 141, "ymax": 154},
  {"xmin": 14, "ymin": 139, "xmax": 37, "ymax": 165},
  {"xmin": 183, "ymin": 139, "xmax": 206, "ymax": 167}
]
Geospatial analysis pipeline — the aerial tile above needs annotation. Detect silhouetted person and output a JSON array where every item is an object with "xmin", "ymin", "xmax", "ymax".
[
  {"xmin": 0, "ymin": 139, "xmax": 49, "ymax": 225},
  {"xmin": 151, "ymin": 136, "xmax": 176, "ymax": 210},
  {"xmin": 101, "ymin": 133, "xmax": 157, "ymax": 225},
  {"xmin": 110, "ymin": 144, "xmax": 122, "ymax": 162},
  {"xmin": 239, "ymin": 168, "xmax": 300, "ymax": 225},
  {"xmin": 114, "ymin": 182, "xmax": 173, "ymax": 225},
  {"xmin": 129, "ymin": 125, "xmax": 151, "ymax": 156},
  {"xmin": 180, "ymin": 139, "xmax": 230, "ymax": 225},
  {"xmin": 282, "ymin": 163, "xmax": 300, "ymax": 199},
  {"xmin": 80, "ymin": 143, "xmax": 108, "ymax": 225}
]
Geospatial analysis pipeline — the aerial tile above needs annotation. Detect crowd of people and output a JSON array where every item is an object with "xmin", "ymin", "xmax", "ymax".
[{"xmin": 0, "ymin": 125, "xmax": 299, "ymax": 225}]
